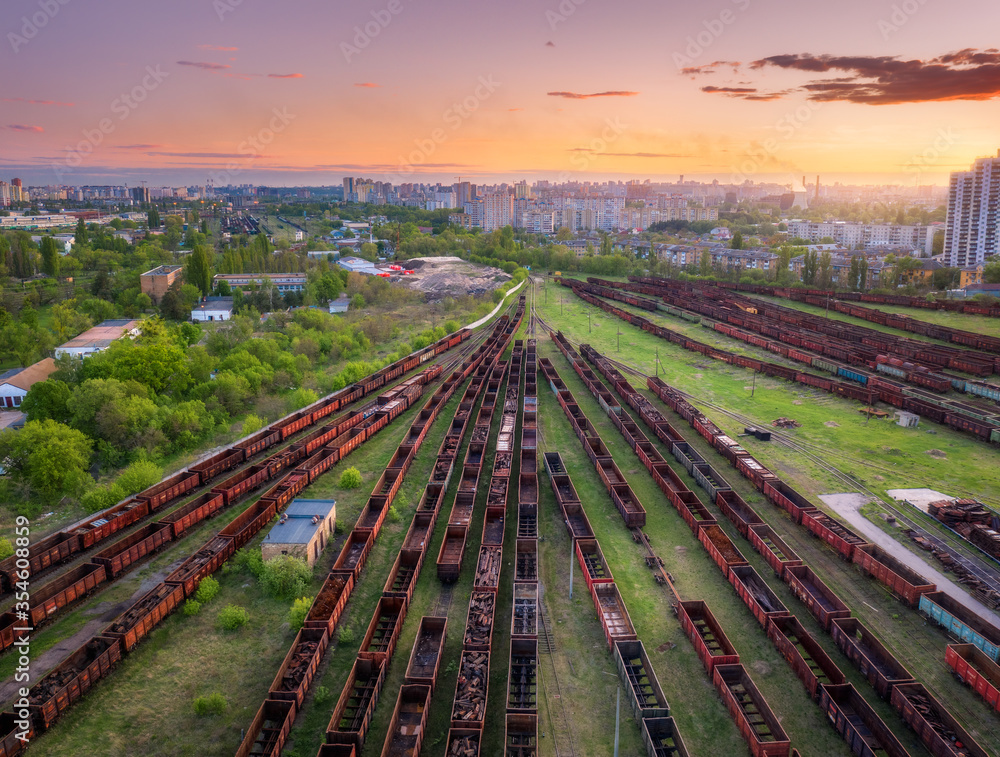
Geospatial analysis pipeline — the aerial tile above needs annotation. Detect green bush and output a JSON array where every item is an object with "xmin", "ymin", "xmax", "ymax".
[
  {"xmin": 339, "ymin": 466, "xmax": 362, "ymax": 489},
  {"xmin": 193, "ymin": 693, "xmax": 227, "ymax": 716},
  {"xmin": 387, "ymin": 505, "xmax": 401, "ymax": 524},
  {"xmin": 288, "ymin": 596, "xmax": 313, "ymax": 630},
  {"xmin": 116, "ymin": 459, "xmax": 163, "ymax": 496},
  {"xmin": 182, "ymin": 599, "xmax": 202, "ymax": 616},
  {"xmin": 80, "ymin": 483, "xmax": 127, "ymax": 514},
  {"xmin": 338, "ymin": 627, "xmax": 355, "ymax": 646},
  {"xmin": 314, "ymin": 685, "xmax": 332, "ymax": 705},
  {"xmin": 0, "ymin": 538, "xmax": 12, "ymax": 561},
  {"xmin": 194, "ymin": 576, "xmax": 220, "ymax": 604},
  {"xmin": 260, "ymin": 555, "xmax": 311, "ymax": 600},
  {"xmin": 241, "ymin": 413, "xmax": 265, "ymax": 436},
  {"xmin": 218, "ymin": 604, "xmax": 249, "ymax": 631},
  {"xmin": 231, "ymin": 547, "xmax": 265, "ymax": 578}
]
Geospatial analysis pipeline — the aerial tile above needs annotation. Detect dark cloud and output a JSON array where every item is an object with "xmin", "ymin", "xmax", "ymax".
[
  {"xmin": 113, "ymin": 144, "xmax": 166, "ymax": 150},
  {"xmin": 7, "ymin": 124, "xmax": 44, "ymax": 133},
  {"xmin": 545, "ymin": 41, "xmax": 555, "ymax": 47},
  {"xmin": 547, "ymin": 90, "xmax": 639, "ymax": 99},
  {"xmin": 177, "ymin": 61, "xmax": 231, "ymax": 70},
  {"xmin": 702, "ymin": 49, "xmax": 1000, "ymax": 104},
  {"xmin": 2, "ymin": 98, "xmax": 73, "ymax": 107},
  {"xmin": 681, "ymin": 60, "xmax": 741, "ymax": 76}
]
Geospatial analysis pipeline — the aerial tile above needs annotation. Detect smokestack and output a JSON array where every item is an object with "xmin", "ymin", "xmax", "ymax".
[
  {"xmin": 815, "ymin": 175, "xmax": 820, "ymax": 201},
  {"xmin": 802, "ymin": 176, "xmax": 806, "ymax": 191}
]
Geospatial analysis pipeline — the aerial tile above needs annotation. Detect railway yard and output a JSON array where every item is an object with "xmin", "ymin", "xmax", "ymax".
[{"xmin": 1, "ymin": 276, "xmax": 1000, "ymax": 757}]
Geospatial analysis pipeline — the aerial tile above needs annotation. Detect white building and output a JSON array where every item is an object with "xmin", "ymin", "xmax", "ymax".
[
  {"xmin": 945, "ymin": 150, "xmax": 1000, "ymax": 267},
  {"xmin": 0, "ymin": 359, "xmax": 57, "ymax": 409},
  {"xmin": 191, "ymin": 297, "xmax": 234, "ymax": 322},
  {"xmin": 54, "ymin": 319, "xmax": 141, "ymax": 358},
  {"xmin": 787, "ymin": 221, "xmax": 934, "ymax": 255}
]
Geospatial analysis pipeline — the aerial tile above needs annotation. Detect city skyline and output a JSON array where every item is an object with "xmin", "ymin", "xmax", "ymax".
[{"xmin": 2, "ymin": 0, "xmax": 1000, "ymax": 186}]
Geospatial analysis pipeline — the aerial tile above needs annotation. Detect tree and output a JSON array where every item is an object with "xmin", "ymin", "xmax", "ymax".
[
  {"xmin": 849, "ymin": 257, "xmax": 861, "ymax": 291},
  {"xmin": 259, "ymin": 555, "xmax": 311, "ymax": 599},
  {"xmin": 50, "ymin": 300, "xmax": 94, "ymax": 343},
  {"xmin": 350, "ymin": 293, "xmax": 366, "ymax": 310},
  {"xmin": 21, "ymin": 380, "xmax": 73, "ymax": 423},
  {"xmin": 699, "ymin": 250, "xmax": 711, "ymax": 277},
  {"xmin": 802, "ymin": 249, "xmax": 818, "ymax": 285},
  {"xmin": 858, "ymin": 258, "xmax": 869, "ymax": 291},
  {"xmin": 40, "ymin": 236, "xmax": 60, "ymax": 278},
  {"xmin": 185, "ymin": 244, "xmax": 213, "ymax": 296},
  {"xmin": 731, "ymin": 232, "xmax": 743, "ymax": 250},
  {"xmin": 0, "ymin": 419, "xmax": 92, "ymax": 500},
  {"xmin": 818, "ymin": 251, "xmax": 833, "ymax": 289},
  {"xmin": 984, "ymin": 260, "xmax": 1000, "ymax": 284},
  {"xmin": 0, "ymin": 317, "xmax": 53, "ymax": 367},
  {"xmin": 147, "ymin": 207, "xmax": 160, "ymax": 229},
  {"xmin": 932, "ymin": 230, "xmax": 944, "ymax": 256},
  {"xmin": 75, "ymin": 217, "xmax": 88, "ymax": 246},
  {"xmin": 555, "ymin": 227, "xmax": 573, "ymax": 242}
]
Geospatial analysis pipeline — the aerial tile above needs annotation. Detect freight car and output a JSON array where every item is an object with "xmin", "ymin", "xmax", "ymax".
[
  {"xmin": 677, "ymin": 599, "xmax": 740, "ymax": 674},
  {"xmin": 641, "ymin": 717, "xmax": 691, "ymax": 757},
  {"xmin": 404, "ymin": 617, "xmax": 447, "ymax": 690},
  {"xmin": 713, "ymin": 664, "xmax": 790, "ymax": 757},
  {"xmin": 766, "ymin": 615, "xmax": 845, "ymax": 700},
  {"xmin": 728, "ymin": 565, "xmax": 790, "ymax": 628},
  {"xmin": 818, "ymin": 683, "xmax": 911, "ymax": 757},
  {"xmin": 784, "ymin": 565, "xmax": 852, "ymax": 631},
  {"xmin": 377, "ymin": 684, "xmax": 431, "ymax": 757},
  {"xmin": 946, "ymin": 643, "xmax": 1000, "ymax": 713},
  {"xmin": 852, "ymin": 544, "xmax": 935, "ymax": 607},
  {"xmin": 326, "ymin": 656, "xmax": 387, "ymax": 752},
  {"xmin": 918, "ymin": 591, "xmax": 1000, "ymax": 661},
  {"xmin": 890, "ymin": 681, "xmax": 990, "ymax": 757},
  {"xmin": 831, "ymin": 618, "xmax": 915, "ymax": 699},
  {"xmin": 615, "ymin": 640, "xmax": 670, "ymax": 722}
]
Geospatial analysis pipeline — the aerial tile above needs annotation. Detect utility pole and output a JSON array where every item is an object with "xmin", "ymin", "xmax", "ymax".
[
  {"xmin": 614, "ymin": 684, "xmax": 621, "ymax": 757},
  {"xmin": 751, "ymin": 368, "xmax": 757, "ymax": 398},
  {"xmin": 655, "ymin": 347, "xmax": 659, "ymax": 376},
  {"xmin": 568, "ymin": 550, "xmax": 574, "ymax": 599}
]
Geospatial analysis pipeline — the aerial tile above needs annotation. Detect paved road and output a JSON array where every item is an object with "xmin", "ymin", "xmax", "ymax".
[{"xmin": 820, "ymin": 492, "xmax": 1000, "ymax": 628}]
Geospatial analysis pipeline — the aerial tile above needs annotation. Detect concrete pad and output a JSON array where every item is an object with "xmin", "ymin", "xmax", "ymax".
[
  {"xmin": 819, "ymin": 493, "xmax": 870, "ymax": 512},
  {"xmin": 886, "ymin": 488, "xmax": 953, "ymax": 513}
]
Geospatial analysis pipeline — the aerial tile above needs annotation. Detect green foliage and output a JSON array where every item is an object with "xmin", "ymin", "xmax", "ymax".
[
  {"xmin": 182, "ymin": 599, "xmax": 202, "ymax": 616},
  {"xmin": 286, "ymin": 387, "xmax": 318, "ymax": 412},
  {"xmin": 985, "ymin": 260, "xmax": 1000, "ymax": 284},
  {"xmin": 241, "ymin": 413, "xmax": 265, "ymax": 436},
  {"xmin": 0, "ymin": 419, "xmax": 93, "ymax": 502},
  {"xmin": 21, "ymin": 380, "xmax": 73, "ymax": 424},
  {"xmin": 194, "ymin": 576, "xmax": 220, "ymax": 604},
  {"xmin": 81, "ymin": 483, "xmax": 126, "ymax": 514},
  {"xmin": 218, "ymin": 604, "xmax": 250, "ymax": 631},
  {"xmin": 116, "ymin": 459, "xmax": 163, "ymax": 495},
  {"xmin": 313, "ymin": 685, "xmax": 332, "ymax": 705},
  {"xmin": 40, "ymin": 236, "xmax": 60, "ymax": 278},
  {"xmin": 339, "ymin": 466, "xmax": 363, "ymax": 489},
  {"xmin": 260, "ymin": 555, "xmax": 312, "ymax": 600},
  {"xmin": 288, "ymin": 596, "xmax": 313, "ymax": 630},
  {"xmin": 192, "ymin": 693, "xmax": 227, "ymax": 716},
  {"xmin": 337, "ymin": 627, "xmax": 355, "ymax": 646},
  {"xmin": 444, "ymin": 320, "xmax": 459, "ymax": 333},
  {"xmin": 350, "ymin": 293, "xmax": 366, "ymax": 310},
  {"xmin": 387, "ymin": 505, "xmax": 401, "ymax": 524},
  {"xmin": 231, "ymin": 547, "xmax": 266, "ymax": 579},
  {"xmin": 0, "ymin": 538, "xmax": 13, "ymax": 561}
]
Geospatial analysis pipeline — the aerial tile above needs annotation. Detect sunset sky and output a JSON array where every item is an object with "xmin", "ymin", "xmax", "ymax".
[{"xmin": 2, "ymin": 0, "xmax": 999, "ymax": 186}]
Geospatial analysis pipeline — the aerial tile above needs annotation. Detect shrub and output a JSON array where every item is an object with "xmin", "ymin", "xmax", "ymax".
[
  {"xmin": 314, "ymin": 685, "xmax": 332, "ymax": 705},
  {"xmin": 288, "ymin": 596, "xmax": 313, "ymax": 630},
  {"xmin": 232, "ymin": 547, "xmax": 265, "ymax": 578},
  {"xmin": 218, "ymin": 604, "xmax": 249, "ymax": 631},
  {"xmin": 444, "ymin": 320, "xmax": 459, "ymax": 333},
  {"xmin": 182, "ymin": 599, "xmax": 202, "ymax": 616},
  {"xmin": 338, "ymin": 627, "xmax": 355, "ymax": 646},
  {"xmin": 387, "ymin": 506, "xmax": 401, "ymax": 524},
  {"xmin": 116, "ymin": 459, "xmax": 163, "ymax": 496},
  {"xmin": 0, "ymin": 538, "xmax": 12, "ymax": 561},
  {"xmin": 339, "ymin": 466, "xmax": 362, "ymax": 489},
  {"xmin": 194, "ymin": 576, "xmax": 220, "ymax": 604},
  {"xmin": 80, "ymin": 483, "xmax": 127, "ymax": 514},
  {"xmin": 193, "ymin": 693, "xmax": 227, "ymax": 716},
  {"xmin": 241, "ymin": 413, "xmax": 265, "ymax": 436},
  {"xmin": 260, "ymin": 555, "xmax": 311, "ymax": 600}
]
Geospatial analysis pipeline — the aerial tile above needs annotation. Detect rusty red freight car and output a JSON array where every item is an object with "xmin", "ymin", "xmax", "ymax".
[
  {"xmin": 437, "ymin": 526, "xmax": 468, "ymax": 583},
  {"xmin": 818, "ymin": 683, "xmax": 911, "ymax": 757},
  {"xmin": 77, "ymin": 498, "xmax": 150, "ymax": 549},
  {"xmin": 713, "ymin": 664, "xmax": 790, "ymax": 757},
  {"xmin": 268, "ymin": 627, "xmax": 329, "ymax": 708},
  {"xmin": 24, "ymin": 562, "xmax": 107, "ymax": 630},
  {"xmin": 945, "ymin": 643, "xmax": 1000, "ymax": 714},
  {"xmin": 0, "ymin": 712, "xmax": 33, "ymax": 757},
  {"xmin": 592, "ymin": 582, "xmax": 637, "ymax": 652},
  {"xmin": 359, "ymin": 597, "xmax": 407, "ymax": 665},
  {"xmin": 801, "ymin": 511, "xmax": 868, "ymax": 560},
  {"xmin": 504, "ymin": 713, "xmax": 537, "ymax": 757},
  {"xmin": 891, "ymin": 681, "xmax": 990, "ymax": 757},
  {"xmin": 303, "ymin": 570, "xmax": 355, "ymax": 636},
  {"xmin": 763, "ymin": 480, "xmax": 819, "ymax": 525},
  {"xmin": 766, "ymin": 615, "xmax": 845, "ymax": 700},
  {"xmin": 218, "ymin": 500, "xmax": 278, "ymax": 550},
  {"xmin": 378, "ymin": 684, "xmax": 432, "ymax": 757},
  {"xmin": 333, "ymin": 529, "xmax": 374, "ymax": 581},
  {"xmin": 92, "ymin": 523, "xmax": 173, "ymax": 580},
  {"xmin": 210, "ymin": 463, "xmax": 271, "ymax": 507},
  {"xmin": 104, "ymin": 581, "xmax": 185, "ymax": 652},
  {"xmin": 326, "ymin": 656, "xmax": 386, "ymax": 753},
  {"xmin": 164, "ymin": 535, "xmax": 235, "ymax": 598},
  {"xmin": 382, "ymin": 549, "xmax": 422, "ymax": 607},
  {"xmin": 729, "ymin": 565, "xmax": 791, "ymax": 628},
  {"xmin": 515, "ymin": 539, "xmax": 537, "ymax": 583},
  {"xmin": 717, "ymin": 490, "xmax": 765, "ymax": 538},
  {"xmin": 749, "ymin": 524, "xmax": 803, "ymax": 579},
  {"xmin": 784, "ymin": 565, "xmax": 851, "ymax": 631},
  {"xmin": 508, "ymin": 638, "xmax": 539, "ymax": 714},
  {"xmin": 852, "ymin": 544, "xmax": 935, "ymax": 607},
  {"xmin": 678, "ymin": 600, "xmax": 740, "ymax": 674},
  {"xmin": 235, "ymin": 699, "xmax": 295, "ymax": 757},
  {"xmin": 156, "ymin": 491, "xmax": 225, "ymax": 539},
  {"xmin": 615, "ymin": 640, "xmax": 670, "ymax": 721},
  {"xmin": 575, "ymin": 538, "xmax": 613, "ymax": 594},
  {"xmin": 404, "ymin": 616, "xmax": 447, "ymax": 690},
  {"xmin": 512, "ymin": 583, "xmax": 538, "ymax": 640},
  {"xmin": 16, "ymin": 531, "xmax": 82, "ymax": 580},
  {"xmin": 27, "ymin": 636, "xmax": 122, "ymax": 731},
  {"xmin": 642, "ymin": 717, "xmax": 691, "ymax": 757},
  {"xmin": 699, "ymin": 524, "xmax": 749, "ymax": 579},
  {"xmin": 188, "ymin": 448, "xmax": 244, "ymax": 485},
  {"xmin": 451, "ymin": 650, "xmax": 490, "ymax": 729},
  {"xmin": 831, "ymin": 618, "xmax": 915, "ymax": 699},
  {"xmin": 134, "ymin": 471, "xmax": 201, "ymax": 511}
]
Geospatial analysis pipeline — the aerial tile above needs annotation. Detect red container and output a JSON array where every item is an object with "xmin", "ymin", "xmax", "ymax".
[
  {"xmin": 269, "ymin": 627, "xmax": 329, "ymax": 708},
  {"xmin": 383, "ymin": 549, "xmax": 423, "ymax": 606},
  {"xmin": 729, "ymin": 565, "xmax": 790, "ymax": 628},
  {"xmin": 749, "ymin": 525, "xmax": 803, "ymax": 579},
  {"xmin": 211, "ymin": 463, "xmax": 271, "ymax": 507},
  {"xmin": 784, "ymin": 565, "xmax": 851, "ymax": 631},
  {"xmin": 326, "ymin": 657, "xmax": 386, "ymax": 752},
  {"xmin": 165, "ymin": 535, "xmax": 235, "ymax": 598},
  {"xmin": 378, "ymin": 684, "xmax": 432, "ymax": 757},
  {"xmin": 766, "ymin": 615, "xmax": 845, "ymax": 700},
  {"xmin": 678, "ymin": 599, "xmax": 740, "ymax": 674},
  {"xmin": 713, "ymin": 664, "xmax": 790, "ymax": 757},
  {"xmin": 236, "ymin": 699, "xmax": 295, "ymax": 757},
  {"xmin": 763, "ymin": 480, "xmax": 819, "ymax": 525},
  {"xmin": 831, "ymin": 618, "xmax": 914, "ymax": 699},
  {"xmin": 591, "ymin": 582, "xmax": 637, "ymax": 652},
  {"xmin": 78, "ymin": 498, "xmax": 150, "ymax": 549},
  {"xmin": 92, "ymin": 523, "xmax": 173, "ymax": 580},
  {"xmin": 717, "ymin": 490, "xmax": 764, "ymax": 538},
  {"xmin": 189, "ymin": 448, "xmax": 244, "ymax": 484},
  {"xmin": 27, "ymin": 636, "xmax": 122, "ymax": 731},
  {"xmin": 156, "ymin": 491, "xmax": 225, "ymax": 539},
  {"xmin": 699, "ymin": 524, "xmax": 749, "ymax": 579},
  {"xmin": 135, "ymin": 471, "xmax": 200, "ymax": 511},
  {"xmin": 450, "ymin": 650, "xmax": 490, "ymax": 729},
  {"xmin": 303, "ymin": 570, "xmax": 355, "ymax": 635},
  {"xmin": 404, "ymin": 616, "xmax": 447, "ymax": 690},
  {"xmin": 852, "ymin": 544, "xmax": 935, "ymax": 607},
  {"xmin": 218, "ymin": 500, "xmax": 277, "ymax": 550},
  {"xmin": 819, "ymin": 683, "xmax": 910, "ymax": 757},
  {"xmin": 891, "ymin": 681, "xmax": 990, "ymax": 757},
  {"xmin": 27, "ymin": 562, "xmax": 107, "ymax": 629},
  {"xmin": 104, "ymin": 581, "xmax": 185, "ymax": 652},
  {"xmin": 575, "ymin": 539, "xmax": 613, "ymax": 594},
  {"xmin": 945, "ymin": 643, "xmax": 1000, "ymax": 714},
  {"xmin": 801, "ymin": 511, "xmax": 868, "ymax": 560},
  {"xmin": 437, "ymin": 525, "xmax": 468, "ymax": 584}
]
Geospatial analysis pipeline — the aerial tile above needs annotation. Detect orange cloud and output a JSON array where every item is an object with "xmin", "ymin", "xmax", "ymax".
[
  {"xmin": 268, "ymin": 73, "xmax": 304, "ymax": 79},
  {"xmin": 7, "ymin": 124, "xmax": 44, "ymax": 133},
  {"xmin": 547, "ymin": 90, "xmax": 639, "ymax": 99},
  {"xmin": 354, "ymin": 82, "xmax": 381, "ymax": 88}
]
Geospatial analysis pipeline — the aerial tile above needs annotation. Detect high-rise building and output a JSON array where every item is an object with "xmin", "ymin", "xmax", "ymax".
[
  {"xmin": 343, "ymin": 177, "xmax": 355, "ymax": 201},
  {"xmin": 945, "ymin": 151, "xmax": 1000, "ymax": 267}
]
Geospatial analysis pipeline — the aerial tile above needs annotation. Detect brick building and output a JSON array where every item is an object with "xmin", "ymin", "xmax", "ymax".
[
  {"xmin": 261, "ymin": 499, "xmax": 336, "ymax": 568},
  {"xmin": 140, "ymin": 265, "xmax": 183, "ymax": 303}
]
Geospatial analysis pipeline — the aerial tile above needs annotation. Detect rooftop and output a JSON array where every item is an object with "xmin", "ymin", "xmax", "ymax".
[
  {"xmin": 0, "ymin": 358, "xmax": 57, "ymax": 390},
  {"xmin": 141, "ymin": 265, "xmax": 183, "ymax": 276},
  {"xmin": 265, "ymin": 499, "xmax": 336, "ymax": 545},
  {"xmin": 57, "ymin": 320, "xmax": 140, "ymax": 351},
  {"xmin": 192, "ymin": 297, "xmax": 234, "ymax": 312}
]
